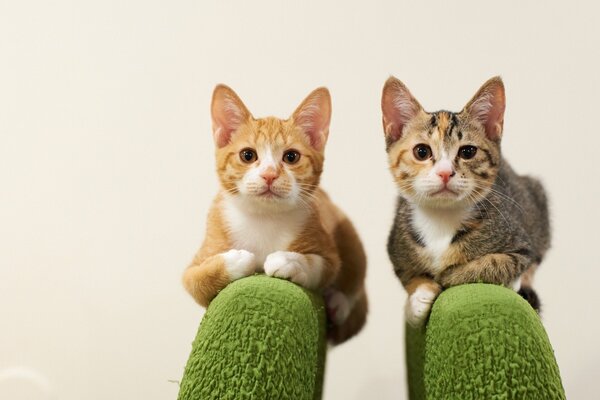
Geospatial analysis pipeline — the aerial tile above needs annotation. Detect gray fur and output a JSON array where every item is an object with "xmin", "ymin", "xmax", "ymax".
[{"xmin": 387, "ymin": 159, "xmax": 551, "ymax": 288}]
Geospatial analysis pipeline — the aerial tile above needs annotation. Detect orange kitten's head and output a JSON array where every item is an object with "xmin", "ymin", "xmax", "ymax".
[
  {"xmin": 211, "ymin": 84, "xmax": 331, "ymax": 211},
  {"xmin": 381, "ymin": 76, "xmax": 505, "ymax": 208}
]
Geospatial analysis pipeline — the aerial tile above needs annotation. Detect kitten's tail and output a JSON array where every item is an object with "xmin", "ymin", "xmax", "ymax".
[
  {"xmin": 517, "ymin": 266, "xmax": 541, "ymax": 313},
  {"xmin": 517, "ymin": 286, "xmax": 541, "ymax": 313}
]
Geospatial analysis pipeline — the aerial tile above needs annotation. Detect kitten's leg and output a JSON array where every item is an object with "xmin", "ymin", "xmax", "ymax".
[
  {"xmin": 264, "ymin": 251, "xmax": 337, "ymax": 290},
  {"xmin": 183, "ymin": 249, "xmax": 257, "ymax": 307},
  {"xmin": 438, "ymin": 252, "xmax": 531, "ymax": 288},
  {"xmin": 404, "ymin": 276, "xmax": 442, "ymax": 328},
  {"xmin": 325, "ymin": 217, "xmax": 368, "ymax": 343}
]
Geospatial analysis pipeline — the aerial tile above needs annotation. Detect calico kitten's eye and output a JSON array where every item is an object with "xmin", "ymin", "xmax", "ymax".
[
  {"xmin": 239, "ymin": 148, "xmax": 257, "ymax": 163},
  {"xmin": 458, "ymin": 145, "xmax": 478, "ymax": 160},
  {"xmin": 413, "ymin": 144, "xmax": 432, "ymax": 161},
  {"xmin": 283, "ymin": 150, "xmax": 301, "ymax": 164}
]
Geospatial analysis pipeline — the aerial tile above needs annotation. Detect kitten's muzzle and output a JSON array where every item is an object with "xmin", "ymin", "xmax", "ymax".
[{"xmin": 260, "ymin": 168, "xmax": 279, "ymax": 186}]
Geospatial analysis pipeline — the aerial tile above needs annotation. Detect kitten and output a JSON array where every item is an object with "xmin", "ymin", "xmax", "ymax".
[
  {"xmin": 381, "ymin": 76, "xmax": 550, "ymax": 327},
  {"xmin": 183, "ymin": 85, "xmax": 368, "ymax": 344}
]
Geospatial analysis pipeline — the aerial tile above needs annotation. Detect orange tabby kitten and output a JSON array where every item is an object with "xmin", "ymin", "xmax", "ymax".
[{"xmin": 183, "ymin": 85, "xmax": 368, "ymax": 344}]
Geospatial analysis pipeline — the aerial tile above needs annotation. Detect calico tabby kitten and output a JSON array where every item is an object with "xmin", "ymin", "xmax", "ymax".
[
  {"xmin": 381, "ymin": 76, "xmax": 550, "ymax": 327},
  {"xmin": 183, "ymin": 85, "xmax": 368, "ymax": 344}
]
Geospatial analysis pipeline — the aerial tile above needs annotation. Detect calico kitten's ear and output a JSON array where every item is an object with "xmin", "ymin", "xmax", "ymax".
[
  {"xmin": 464, "ymin": 77, "xmax": 506, "ymax": 141},
  {"xmin": 381, "ymin": 77, "xmax": 422, "ymax": 146},
  {"xmin": 211, "ymin": 84, "xmax": 252, "ymax": 148},
  {"xmin": 291, "ymin": 87, "xmax": 331, "ymax": 150}
]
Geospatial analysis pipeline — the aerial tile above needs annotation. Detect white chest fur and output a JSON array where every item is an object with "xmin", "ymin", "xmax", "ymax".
[
  {"xmin": 221, "ymin": 196, "xmax": 308, "ymax": 267},
  {"xmin": 411, "ymin": 206, "xmax": 469, "ymax": 272}
]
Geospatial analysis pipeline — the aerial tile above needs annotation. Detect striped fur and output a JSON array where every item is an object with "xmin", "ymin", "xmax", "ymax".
[
  {"xmin": 183, "ymin": 85, "xmax": 367, "ymax": 344},
  {"xmin": 382, "ymin": 76, "xmax": 550, "ymax": 324}
]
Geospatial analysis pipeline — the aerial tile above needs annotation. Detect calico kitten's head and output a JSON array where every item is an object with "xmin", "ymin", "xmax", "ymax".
[
  {"xmin": 381, "ymin": 76, "xmax": 506, "ymax": 208},
  {"xmin": 211, "ymin": 84, "xmax": 331, "ymax": 211}
]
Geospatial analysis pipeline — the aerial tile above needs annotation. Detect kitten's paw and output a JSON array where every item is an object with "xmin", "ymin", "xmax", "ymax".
[
  {"xmin": 222, "ymin": 249, "xmax": 257, "ymax": 281},
  {"xmin": 325, "ymin": 289, "xmax": 351, "ymax": 326},
  {"xmin": 405, "ymin": 284, "xmax": 441, "ymax": 328},
  {"xmin": 264, "ymin": 251, "xmax": 312, "ymax": 288}
]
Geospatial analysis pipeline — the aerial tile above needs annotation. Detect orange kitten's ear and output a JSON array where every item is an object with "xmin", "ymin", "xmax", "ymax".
[
  {"xmin": 291, "ymin": 87, "xmax": 331, "ymax": 150},
  {"xmin": 211, "ymin": 84, "xmax": 252, "ymax": 147},
  {"xmin": 465, "ymin": 77, "xmax": 506, "ymax": 141},
  {"xmin": 381, "ymin": 77, "xmax": 422, "ymax": 145}
]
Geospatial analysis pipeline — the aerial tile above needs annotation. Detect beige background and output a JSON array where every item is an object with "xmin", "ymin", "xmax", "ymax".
[{"xmin": 1, "ymin": 1, "xmax": 599, "ymax": 399}]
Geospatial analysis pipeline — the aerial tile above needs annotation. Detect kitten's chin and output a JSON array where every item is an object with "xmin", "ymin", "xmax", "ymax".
[
  {"xmin": 230, "ymin": 192, "xmax": 300, "ymax": 213},
  {"xmin": 408, "ymin": 192, "xmax": 470, "ymax": 209}
]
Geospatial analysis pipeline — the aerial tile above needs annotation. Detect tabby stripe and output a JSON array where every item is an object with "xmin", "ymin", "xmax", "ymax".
[
  {"xmin": 445, "ymin": 113, "xmax": 458, "ymax": 137},
  {"xmin": 481, "ymin": 148, "xmax": 497, "ymax": 167},
  {"xmin": 303, "ymin": 154, "xmax": 319, "ymax": 172},
  {"xmin": 473, "ymin": 170, "xmax": 490, "ymax": 179},
  {"xmin": 393, "ymin": 149, "xmax": 407, "ymax": 168},
  {"xmin": 407, "ymin": 218, "xmax": 425, "ymax": 247},
  {"xmin": 218, "ymin": 152, "xmax": 235, "ymax": 171},
  {"xmin": 451, "ymin": 227, "xmax": 471, "ymax": 243}
]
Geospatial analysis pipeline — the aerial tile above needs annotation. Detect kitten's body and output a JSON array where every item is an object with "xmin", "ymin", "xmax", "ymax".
[
  {"xmin": 183, "ymin": 87, "xmax": 367, "ymax": 344},
  {"xmin": 381, "ymin": 78, "xmax": 550, "ymax": 326},
  {"xmin": 389, "ymin": 157, "xmax": 550, "ymax": 288}
]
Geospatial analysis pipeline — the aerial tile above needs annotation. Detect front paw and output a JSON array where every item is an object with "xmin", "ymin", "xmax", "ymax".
[
  {"xmin": 405, "ymin": 283, "xmax": 441, "ymax": 328},
  {"xmin": 222, "ymin": 249, "xmax": 257, "ymax": 281},
  {"xmin": 438, "ymin": 265, "xmax": 460, "ymax": 287},
  {"xmin": 264, "ymin": 251, "xmax": 312, "ymax": 288}
]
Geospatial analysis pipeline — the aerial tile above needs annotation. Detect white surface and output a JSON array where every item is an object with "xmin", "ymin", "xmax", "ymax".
[{"xmin": 1, "ymin": 1, "xmax": 599, "ymax": 399}]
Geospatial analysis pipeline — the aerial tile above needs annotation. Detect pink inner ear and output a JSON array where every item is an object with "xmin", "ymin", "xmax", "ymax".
[
  {"xmin": 382, "ymin": 81, "xmax": 420, "ymax": 143},
  {"xmin": 470, "ymin": 89, "xmax": 505, "ymax": 140},
  {"xmin": 467, "ymin": 79, "xmax": 506, "ymax": 141},
  {"xmin": 295, "ymin": 109, "xmax": 327, "ymax": 148},
  {"xmin": 212, "ymin": 92, "xmax": 249, "ymax": 148},
  {"xmin": 484, "ymin": 101, "xmax": 505, "ymax": 140},
  {"xmin": 292, "ymin": 89, "xmax": 331, "ymax": 150}
]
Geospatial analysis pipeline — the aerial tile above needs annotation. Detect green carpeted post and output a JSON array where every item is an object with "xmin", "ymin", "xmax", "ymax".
[
  {"xmin": 178, "ymin": 275, "xmax": 327, "ymax": 400},
  {"xmin": 406, "ymin": 283, "xmax": 566, "ymax": 400}
]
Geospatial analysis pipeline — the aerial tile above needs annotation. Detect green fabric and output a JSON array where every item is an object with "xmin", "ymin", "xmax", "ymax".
[
  {"xmin": 178, "ymin": 275, "xmax": 327, "ymax": 400},
  {"xmin": 406, "ymin": 283, "xmax": 565, "ymax": 400}
]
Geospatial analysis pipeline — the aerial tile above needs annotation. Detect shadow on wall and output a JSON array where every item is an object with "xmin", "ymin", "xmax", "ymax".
[{"xmin": 0, "ymin": 367, "xmax": 57, "ymax": 400}]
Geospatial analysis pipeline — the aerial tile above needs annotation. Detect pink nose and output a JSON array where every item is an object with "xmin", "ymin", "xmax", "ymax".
[
  {"xmin": 437, "ymin": 170, "xmax": 455, "ymax": 184},
  {"xmin": 260, "ymin": 169, "xmax": 279, "ymax": 185}
]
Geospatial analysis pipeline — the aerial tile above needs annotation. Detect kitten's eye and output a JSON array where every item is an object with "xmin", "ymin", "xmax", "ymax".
[
  {"xmin": 458, "ymin": 145, "xmax": 478, "ymax": 160},
  {"xmin": 283, "ymin": 150, "xmax": 301, "ymax": 164},
  {"xmin": 239, "ymin": 148, "xmax": 257, "ymax": 163},
  {"xmin": 413, "ymin": 144, "xmax": 432, "ymax": 161}
]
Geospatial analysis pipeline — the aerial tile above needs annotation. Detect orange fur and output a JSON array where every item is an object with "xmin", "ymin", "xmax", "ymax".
[{"xmin": 183, "ymin": 85, "xmax": 367, "ymax": 344}]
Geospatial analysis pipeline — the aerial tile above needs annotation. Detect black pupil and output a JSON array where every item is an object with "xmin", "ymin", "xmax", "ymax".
[
  {"xmin": 286, "ymin": 152, "xmax": 297, "ymax": 162},
  {"xmin": 461, "ymin": 146, "xmax": 476, "ymax": 158},
  {"xmin": 418, "ymin": 146, "xmax": 429, "ymax": 159},
  {"xmin": 243, "ymin": 151, "xmax": 254, "ymax": 161}
]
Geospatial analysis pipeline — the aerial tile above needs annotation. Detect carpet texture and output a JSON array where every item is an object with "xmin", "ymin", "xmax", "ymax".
[
  {"xmin": 178, "ymin": 275, "xmax": 327, "ymax": 400},
  {"xmin": 406, "ymin": 283, "xmax": 566, "ymax": 400}
]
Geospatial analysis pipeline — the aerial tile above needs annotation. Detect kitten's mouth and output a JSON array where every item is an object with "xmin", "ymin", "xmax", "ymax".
[
  {"xmin": 431, "ymin": 187, "xmax": 458, "ymax": 197},
  {"xmin": 257, "ymin": 188, "xmax": 283, "ymax": 199}
]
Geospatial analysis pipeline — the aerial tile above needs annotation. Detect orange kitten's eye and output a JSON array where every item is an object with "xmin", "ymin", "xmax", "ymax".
[
  {"xmin": 458, "ymin": 145, "xmax": 478, "ymax": 160},
  {"xmin": 413, "ymin": 144, "xmax": 432, "ymax": 161},
  {"xmin": 283, "ymin": 150, "xmax": 301, "ymax": 164},
  {"xmin": 239, "ymin": 148, "xmax": 257, "ymax": 163}
]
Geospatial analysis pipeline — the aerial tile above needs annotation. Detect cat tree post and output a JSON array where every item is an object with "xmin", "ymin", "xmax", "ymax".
[
  {"xmin": 178, "ymin": 275, "xmax": 327, "ymax": 400},
  {"xmin": 405, "ymin": 283, "xmax": 565, "ymax": 400}
]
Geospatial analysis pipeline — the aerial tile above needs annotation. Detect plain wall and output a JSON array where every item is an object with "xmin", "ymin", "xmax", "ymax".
[{"xmin": 1, "ymin": 1, "xmax": 599, "ymax": 399}]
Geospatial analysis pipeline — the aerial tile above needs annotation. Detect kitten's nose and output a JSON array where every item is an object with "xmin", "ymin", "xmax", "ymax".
[
  {"xmin": 260, "ymin": 168, "xmax": 279, "ymax": 186},
  {"xmin": 437, "ymin": 169, "xmax": 456, "ymax": 184}
]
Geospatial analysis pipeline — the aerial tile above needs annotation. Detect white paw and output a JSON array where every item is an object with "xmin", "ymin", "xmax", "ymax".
[
  {"xmin": 325, "ymin": 289, "xmax": 351, "ymax": 325},
  {"xmin": 222, "ymin": 249, "xmax": 257, "ymax": 281},
  {"xmin": 264, "ymin": 251, "xmax": 315, "ymax": 288},
  {"xmin": 405, "ymin": 286, "xmax": 439, "ymax": 328}
]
